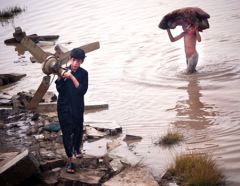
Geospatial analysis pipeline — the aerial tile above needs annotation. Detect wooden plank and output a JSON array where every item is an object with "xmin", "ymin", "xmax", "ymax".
[
  {"xmin": 0, "ymin": 150, "xmax": 40, "ymax": 186},
  {"xmin": 36, "ymin": 102, "xmax": 108, "ymax": 113}
]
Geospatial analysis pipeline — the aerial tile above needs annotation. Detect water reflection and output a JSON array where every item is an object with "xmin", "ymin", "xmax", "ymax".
[{"xmin": 172, "ymin": 76, "xmax": 217, "ymax": 130}]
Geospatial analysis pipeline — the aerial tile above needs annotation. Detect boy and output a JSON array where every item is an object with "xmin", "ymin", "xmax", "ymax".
[
  {"xmin": 167, "ymin": 24, "xmax": 201, "ymax": 73},
  {"xmin": 55, "ymin": 48, "xmax": 88, "ymax": 173}
]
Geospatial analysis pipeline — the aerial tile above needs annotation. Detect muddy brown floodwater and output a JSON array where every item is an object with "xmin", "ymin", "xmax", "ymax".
[{"xmin": 0, "ymin": 0, "xmax": 240, "ymax": 185}]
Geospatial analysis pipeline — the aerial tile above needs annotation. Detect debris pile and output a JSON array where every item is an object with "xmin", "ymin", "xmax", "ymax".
[
  {"xmin": 0, "ymin": 108, "xmax": 144, "ymax": 186},
  {"xmin": 0, "ymin": 91, "xmax": 57, "ymax": 110}
]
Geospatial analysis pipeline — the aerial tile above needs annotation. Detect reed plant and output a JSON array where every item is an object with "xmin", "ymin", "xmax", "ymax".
[
  {"xmin": 0, "ymin": 6, "xmax": 25, "ymax": 19},
  {"xmin": 159, "ymin": 130, "xmax": 183, "ymax": 145},
  {"xmin": 169, "ymin": 152, "xmax": 225, "ymax": 186}
]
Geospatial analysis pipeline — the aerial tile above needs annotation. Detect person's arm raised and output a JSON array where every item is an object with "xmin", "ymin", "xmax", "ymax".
[{"xmin": 167, "ymin": 29, "xmax": 185, "ymax": 42}]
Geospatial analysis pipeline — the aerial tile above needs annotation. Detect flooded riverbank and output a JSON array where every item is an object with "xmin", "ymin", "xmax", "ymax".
[{"xmin": 1, "ymin": 0, "xmax": 240, "ymax": 185}]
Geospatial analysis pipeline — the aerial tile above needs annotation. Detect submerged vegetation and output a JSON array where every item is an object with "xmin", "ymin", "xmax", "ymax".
[
  {"xmin": 0, "ymin": 6, "xmax": 25, "ymax": 25},
  {"xmin": 168, "ymin": 152, "xmax": 225, "ymax": 186},
  {"xmin": 0, "ymin": 6, "xmax": 25, "ymax": 19},
  {"xmin": 157, "ymin": 130, "xmax": 183, "ymax": 146}
]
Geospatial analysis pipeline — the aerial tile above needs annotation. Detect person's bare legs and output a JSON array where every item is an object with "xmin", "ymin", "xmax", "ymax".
[{"xmin": 186, "ymin": 52, "xmax": 198, "ymax": 74}]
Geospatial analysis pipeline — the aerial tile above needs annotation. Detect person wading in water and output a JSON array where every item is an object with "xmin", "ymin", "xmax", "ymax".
[{"xmin": 167, "ymin": 23, "xmax": 201, "ymax": 73}]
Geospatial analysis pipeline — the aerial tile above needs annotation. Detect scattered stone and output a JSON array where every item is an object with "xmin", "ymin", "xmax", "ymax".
[
  {"xmin": 0, "ymin": 92, "xmax": 11, "ymax": 99},
  {"xmin": 86, "ymin": 126, "xmax": 107, "ymax": 139},
  {"xmin": 123, "ymin": 134, "xmax": 142, "ymax": 144},
  {"xmin": 12, "ymin": 91, "xmax": 32, "ymax": 109},
  {"xmin": 40, "ymin": 149, "xmax": 56, "ymax": 160},
  {"xmin": 0, "ymin": 93, "xmax": 12, "ymax": 106},
  {"xmin": 109, "ymin": 158, "xmax": 125, "ymax": 173},
  {"xmin": 43, "ymin": 122, "xmax": 61, "ymax": 132},
  {"xmin": 40, "ymin": 159, "xmax": 65, "ymax": 172},
  {"xmin": 85, "ymin": 121, "xmax": 122, "ymax": 136},
  {"xmin": 0, "ymin": 98, "xmax": 12, "ymax": 107},
  {"xmin": 42, "ymin": 168, "xmax": 60, "ymax": 185},
  {"xmin": 31, "ymin": 112, "xmax": 39, "ymax": 121},
  {"xmin": 0, "ymin": 99, "xmax": 161, "ymax": 186},
  {"xmin": 10, "ymin": 91, "xmax": 58, "ymax": 110},
  {"xmin": 33, "ymin": 134, "xmax": 44, "ymax": 140}
]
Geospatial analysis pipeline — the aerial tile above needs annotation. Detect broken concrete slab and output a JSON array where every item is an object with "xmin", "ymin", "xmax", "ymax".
[
  {"xmin": 0, "ymin": 98, "xmax": 12, "ymax": 107},
  {"xmin": 42, "ymin": 168, "xmax": 61, "ymax": 185},
  {"xmin": 85, "ymin": 121, "xmax": 122, "ymax": 135},
  {"xmin": 0, "ymin": 92, "xmax": 12, "ymax": 107},
  {"xmin": 0, "ymin": 150, "xmax": 40, "ymax": 186},
  {"xmin": 107, "ymin": 139, "xmax": 121, "ymax": 152},
  {"xmin": 84, "ymin": 138, "xmax": 109, "ymax": 157},
  {"xmin": 109, "ymin": 158, "xmax": 125, "ymax": 174},
  {"xmin": 123, "ymin": 134, "xmax": 142, "ymax": 145},
  {"xmin": 0, "ymin": 92, "xmax": 12, "ymax": 100},
  {"xmin": 124, "ymin": 134, "xmax": 142, "ymax": 141},
  {"xmin": 0, "ymin": 73, "xmax": 26, "ymax": 86},
  {"xmin": 40, "ymin": 159, "xmax": 65, "ymax": 172},
  {"xmin": 103, "ymin": 166, "xmax": 159, "ymax": 186},
  {"xmin": 59, "ymin": 168, "xmax": 106, "ymax": 185},
  {"xmin": 86, "ymin": 126, "xmax": 107, "ymax": 139}
]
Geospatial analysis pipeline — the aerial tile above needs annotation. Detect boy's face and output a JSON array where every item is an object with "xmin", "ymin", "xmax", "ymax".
[{"xmin": 70, "ymin": 58, "xmax": 83, "ymax": 71}]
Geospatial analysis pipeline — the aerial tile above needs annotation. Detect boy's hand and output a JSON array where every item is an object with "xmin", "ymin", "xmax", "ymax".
[{"xmin": 63, "ymin": 71, "xmax": 73, "ymax": 79}]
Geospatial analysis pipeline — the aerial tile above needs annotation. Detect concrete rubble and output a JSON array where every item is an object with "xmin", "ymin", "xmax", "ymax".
[
  {"xmin": 103, "ymin": 166, "xmax": 159, "ymax": 186},
  {"xmin": 0, "ymin": 91, "xmax": 161, "ymax": 185}
]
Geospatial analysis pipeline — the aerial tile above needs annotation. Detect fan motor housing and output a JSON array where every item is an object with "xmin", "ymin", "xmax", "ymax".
[{"xmin": 42, "ymin": 55, "xmax": 58, "ymax": 75}]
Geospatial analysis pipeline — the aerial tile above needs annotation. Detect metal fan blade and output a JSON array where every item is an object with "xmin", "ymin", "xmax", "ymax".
[
  {"xmin": 79, "ymin": 41, "xmax": 100, "ymax": 53},
  {"xmin": 58, "ymin": 41, "xmax": 100, "ymax": 65},
  {"xmin": 20, "ymin": 37, "xmax": 49, "ymax": 63},
  {"xmin": 26, "ymin": 76, "xmax": 51, "ymax": 110}
]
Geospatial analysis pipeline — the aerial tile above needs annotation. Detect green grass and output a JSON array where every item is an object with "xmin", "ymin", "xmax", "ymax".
[
  {"xmin": 169, "ymin": 152, "xmax": 225, "ymax": 186},
  {"xmin": 0, "ymin": 6, "xmax": 25, "ymax": 19},
  {"xmin": 159, "ymin": 130, "xmax": 183, "ymax": 145}
]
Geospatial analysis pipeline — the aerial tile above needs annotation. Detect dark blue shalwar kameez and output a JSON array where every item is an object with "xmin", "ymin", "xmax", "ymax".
[{"xmin": 55, "ymin": 66, "xmax": 88, "ymax": 158}]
